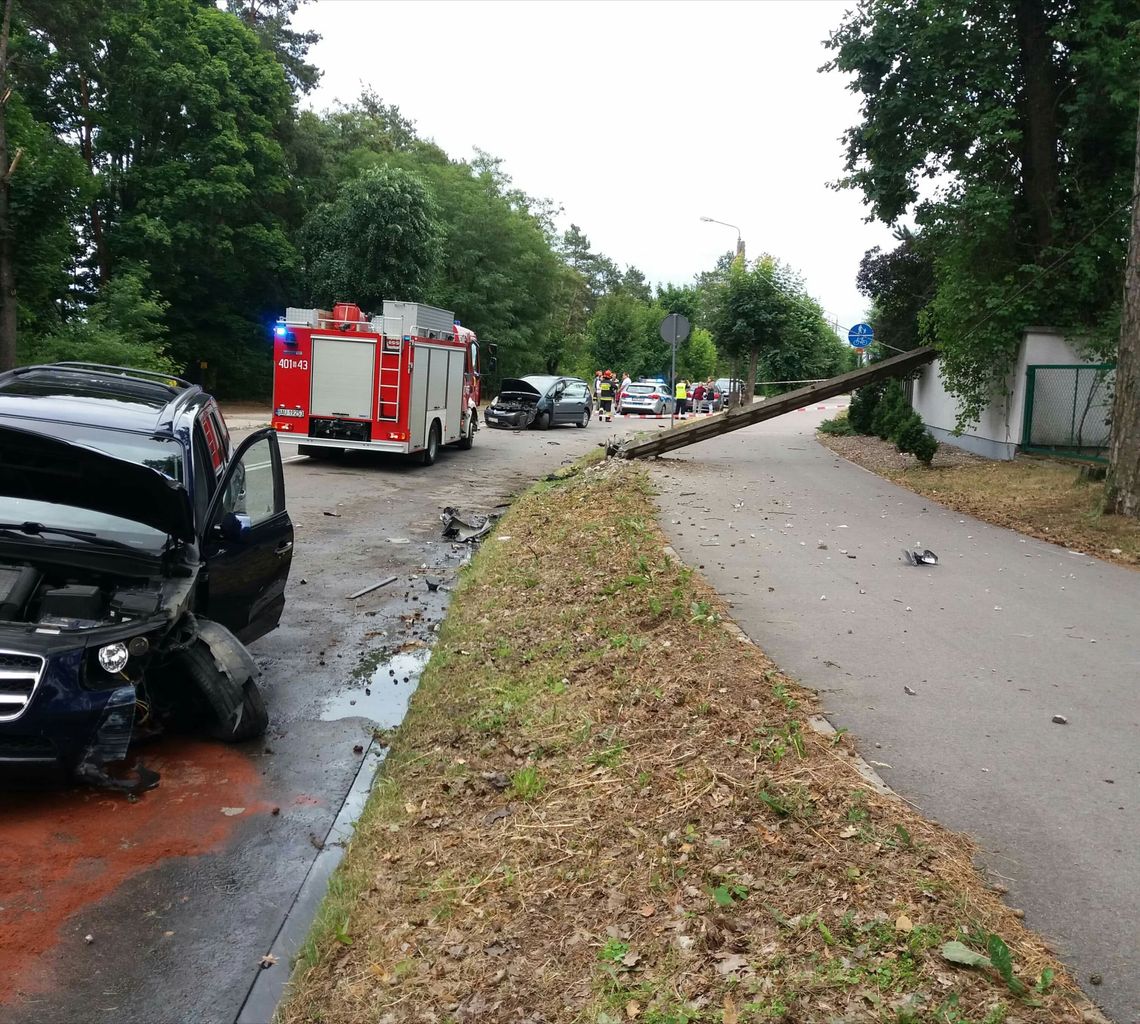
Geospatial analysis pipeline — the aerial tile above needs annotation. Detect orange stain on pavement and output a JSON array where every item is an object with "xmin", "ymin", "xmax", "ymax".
[{"xmin": 0, "ymin": 739, "xmax": 268, "ymax": 1002}]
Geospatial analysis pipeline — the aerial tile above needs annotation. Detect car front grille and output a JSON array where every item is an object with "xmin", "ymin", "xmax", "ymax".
[{"xmin": 0, "ymin": 651, "xmax": 47, "ymax": 723}]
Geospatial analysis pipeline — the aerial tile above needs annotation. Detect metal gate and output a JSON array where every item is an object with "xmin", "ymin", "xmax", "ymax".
[{"xmin": 1021, "ymin": 363, "xmax": 1115, "ymax": 461}]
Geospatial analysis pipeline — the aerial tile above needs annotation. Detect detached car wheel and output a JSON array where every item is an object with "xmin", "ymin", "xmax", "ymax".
[{"xmin": 178, "ymin": 640, "xmax": 269, "ymax": 742}]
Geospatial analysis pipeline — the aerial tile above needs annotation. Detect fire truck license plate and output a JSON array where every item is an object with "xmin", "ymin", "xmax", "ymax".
[{"xmin": 275, "ymin": 408, "xmax": 304, "ymax": 418}]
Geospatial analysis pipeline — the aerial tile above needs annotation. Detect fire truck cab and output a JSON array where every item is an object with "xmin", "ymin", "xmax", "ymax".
[{"xmin": 271, "ymin": 300, "xmax": 482, "ymax": 465}]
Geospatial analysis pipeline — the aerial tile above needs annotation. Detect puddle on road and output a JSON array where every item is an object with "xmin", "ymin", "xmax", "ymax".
[{"xmin": 320, "ymin": 646, "xmax": 432, "ymax": 727}]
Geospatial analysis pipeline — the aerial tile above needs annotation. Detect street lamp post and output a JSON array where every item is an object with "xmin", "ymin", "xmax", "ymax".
[
  {"xmin": 701, "ymin": 215, "xmax": 747, "ymax": 404},
  {"xmin": 700, "ymin": 215, "xmax": 745, "ymax": 261}
]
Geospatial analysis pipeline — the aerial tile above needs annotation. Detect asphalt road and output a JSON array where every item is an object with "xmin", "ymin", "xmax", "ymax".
[
  {"xmin": 651, "ymin": 408, "xmax": 1140, "ymax": 1023},
  {"xmin": 2, "ymin": 412, "xmax": 644, "ymax": 1024}
]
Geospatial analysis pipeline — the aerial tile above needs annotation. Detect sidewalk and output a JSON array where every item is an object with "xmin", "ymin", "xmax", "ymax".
[
  {"xmin": 650, "ymin": 410, "xmax": 1139, "ymax": 1022},
  {"xmin": 219, "ymin": 404, "xmax": 271, "ymax": 431}
]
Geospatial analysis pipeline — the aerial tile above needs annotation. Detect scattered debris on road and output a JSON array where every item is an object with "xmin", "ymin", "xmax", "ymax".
[
  {"xmin": 904, "ymin": 685, "xmax": 918, "ymax": 696},
  {"xmin": 440, "ymin": 507, "xmax": 496, "ymax": 543},
  {"xmin": 1052, "ymin": 714, "xmax": 1069, "ymax": 725},
  {"xmin": 902, "ymin": 548, "xmax": 939, "ymax": 566},
  {"xmin": 346, "ymin": 576, "xmax": 398, "ymax": 600}
]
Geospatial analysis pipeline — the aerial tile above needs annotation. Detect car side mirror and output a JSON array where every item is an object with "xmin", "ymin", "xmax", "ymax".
[{"xmin": 217, "ymin": 511, "xmax": 251, "ymax": 542}]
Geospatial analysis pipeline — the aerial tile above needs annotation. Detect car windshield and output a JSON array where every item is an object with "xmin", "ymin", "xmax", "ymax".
[
  {"xmin": 0, "ymin": 422, "xmax": 183, "ymax": 552},
  {"xmin": 42, "ymin": 423, "xmax": 185, "ymax": 482},
  {"xmin": 0, "ymin": 499, "xmax": 170, "ymax": 554}
]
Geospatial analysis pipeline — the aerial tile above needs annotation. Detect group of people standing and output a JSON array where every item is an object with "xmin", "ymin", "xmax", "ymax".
[
  {"xmin": 673, "ymin": 378, "xmax": 721, "ymax": 419},
  {"xmin": 592, "ymin": 371, "xmax": 723, "ymax": 422}
]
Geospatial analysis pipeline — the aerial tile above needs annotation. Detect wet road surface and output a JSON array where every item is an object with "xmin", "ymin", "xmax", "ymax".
[
  {"xmin": 3, "ymin": 413, "xmax": 644, "ymax": 1024},
  {"xmin": 651, "ymin": 408, "xmax": 1140, "ymax": 1023}
]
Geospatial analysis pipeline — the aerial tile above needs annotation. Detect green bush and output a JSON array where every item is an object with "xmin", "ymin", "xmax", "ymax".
[
  {"xmin": 892, "ymin": 410, "xmax": 922, "ymax": 444},
  {"xmin": 847, "ymin": 383, "xmax": 882, "ymax": 434},
  {"xmin": 910, "ymin": 430, "xmax": 939, "ymax": 465},
  {"xmin": 871, "ymin": 379, "xmax": 910, "ymax": 440},
  {"xmin": 818, "ymin": 412, "xmax": 855, "ymax": 436},
  {"xmin": 894, "ymin": 412, "xmax": 939, "ymax": 465}
]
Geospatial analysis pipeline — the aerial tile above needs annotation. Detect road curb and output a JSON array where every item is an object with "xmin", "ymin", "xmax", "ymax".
[{"xmin": 234, "ymin": 740, "xmax": 388, "ymax": 1024}]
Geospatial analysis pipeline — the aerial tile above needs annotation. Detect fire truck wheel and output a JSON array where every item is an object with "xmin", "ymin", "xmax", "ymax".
[
  {"xmin": 536, "ymin": 410, "xmax": 551, "ymax": 430},
  {"xmin": 420, "ymin": 421, "xmax": 441, "ymax": 466},
  {"xmin": 458, "ymin": 413, "xmax": 475, "ymax": 450}
]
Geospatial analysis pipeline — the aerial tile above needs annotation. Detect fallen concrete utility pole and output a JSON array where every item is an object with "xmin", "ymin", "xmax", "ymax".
[{"xmin": 611, "ymin": 346, "xmax": 937, "ymax": 460}]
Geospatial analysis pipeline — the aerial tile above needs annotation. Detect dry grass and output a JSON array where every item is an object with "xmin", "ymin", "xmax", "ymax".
[
  {"xmin": 277, "ymin": 459, "xmax": 1097, "ymax": 1024},
  {"xmin": 820, "ymin": 432, "xmax": 1140, "ymax": 569}
]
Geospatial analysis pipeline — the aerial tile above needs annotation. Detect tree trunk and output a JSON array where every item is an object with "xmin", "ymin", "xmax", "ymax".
[
  {"xmin": 0, "ymin": 0, "xmax": 16, "ymax": 372},
  {"xmin": 80, "ymin": 73, "xmax": 110, "ymax": 286},
  {"xmin": 746, "ymin": 346, "xmax": 759, "ymax": 405},
  {"xmin": 1105, "ymin": 96, "xmax": 1140, "ymax": 518},
  {"xmin": 1015, "ymin": 0, "xmax": 1059, "ymax": 252}
]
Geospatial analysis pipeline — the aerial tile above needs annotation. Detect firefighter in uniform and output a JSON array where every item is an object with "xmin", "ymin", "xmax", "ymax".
[{"xmin": 599, "ymin": 369, "xmax": 616, "ymax": 422}]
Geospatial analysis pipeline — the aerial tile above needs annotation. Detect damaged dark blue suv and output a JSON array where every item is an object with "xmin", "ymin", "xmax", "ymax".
[{"xmin": 0, "ymin": 363, "xmax": 293, "ymax": 788}]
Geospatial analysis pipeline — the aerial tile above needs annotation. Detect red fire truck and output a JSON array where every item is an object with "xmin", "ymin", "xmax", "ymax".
[{"xmin": 270, "ymin": 300, "xmax": 483, "ymax": 465}]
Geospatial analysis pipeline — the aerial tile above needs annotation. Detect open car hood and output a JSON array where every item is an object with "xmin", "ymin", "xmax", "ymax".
[
  {"xmin": 496, "ymin": 378, "xmax": 544, "ymax": 399},
  {"xmin": 0, "ymin": 424, "xmax": 195, "ymax": 541}
]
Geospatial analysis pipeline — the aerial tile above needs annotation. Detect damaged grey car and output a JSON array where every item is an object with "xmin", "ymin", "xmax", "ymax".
[{"xmin": 0, "ymin": 363, "xmax": 293, "ymax": 790}]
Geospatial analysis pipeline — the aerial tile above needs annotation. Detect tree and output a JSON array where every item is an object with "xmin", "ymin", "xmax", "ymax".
[
  {"xmin": 825, "ymin": 0, "xmax": 1139, "ymax": 425},
  {"xmin": 0, "ymin": 0, "xmax": 17, "ymax": 368},
  {"xmin": 587, "ymin": 292, "xmax": 646, "ymax": 374},
  {"xmin": 856, "ymin": 226, "xmax": 936, "ymax": 354},
  {"xmin": 679, "ymin": 326, "xmax": 718, "ymax": 381},
  {"xmin": 1105, "ymin": 96, "xmax": 1140, "ymax": 518},
  {"xmin": 655, "ymin": 282, "xmax": 701, "ymax": 324},
  {"xmin": 706, "ymin": 256, "xmax": 795, "ymax": 403},
  {"xmin": 226, "ymin": 0, "xmax": 320, "ymax": 95},
  {"xmin": 94, "ymin": 0, "xmax": 301, "ymax": 394},
  {"xmin": 20, "ymin": 262, "xmax": 174, "ymax": 370},
  {"xmin": 300, "ymin": 166, "xmax": 440, "ymax": 311}
]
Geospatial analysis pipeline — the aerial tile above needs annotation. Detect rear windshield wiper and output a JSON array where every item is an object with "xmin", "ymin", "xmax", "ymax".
[{"xmin": 0, "ymin": 521, "xmax": 141, "ymax": 552}]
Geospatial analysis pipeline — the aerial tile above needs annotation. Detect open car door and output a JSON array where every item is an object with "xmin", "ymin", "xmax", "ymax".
[{"xmin": 201, "ymin": 429, "xmax": 293, "ymax": 644}]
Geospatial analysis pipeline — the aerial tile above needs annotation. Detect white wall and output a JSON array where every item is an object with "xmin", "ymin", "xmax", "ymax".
[{"xmin": 911, "ymin": 328, "xmax": 1099, "ymax": 460}]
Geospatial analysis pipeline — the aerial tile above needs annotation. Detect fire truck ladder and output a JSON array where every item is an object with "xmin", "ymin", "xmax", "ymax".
[
  {"xmin": 612, "ymin": 346, "xmax": 937, "ymax": 461},
  {"xmin": 377, "ymin": 342, "xmax": 402, "ymax": 420}
]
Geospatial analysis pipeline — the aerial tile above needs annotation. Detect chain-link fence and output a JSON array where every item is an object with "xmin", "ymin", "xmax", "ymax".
[{"xmin": 1022, "ymin": 364, "xmax": 1115, "ymax": 461}]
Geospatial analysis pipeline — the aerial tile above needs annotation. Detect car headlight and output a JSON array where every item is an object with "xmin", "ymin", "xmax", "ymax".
[{"xmin": 98, "ymin": 642, "xmax": 129, "ymax": 674}]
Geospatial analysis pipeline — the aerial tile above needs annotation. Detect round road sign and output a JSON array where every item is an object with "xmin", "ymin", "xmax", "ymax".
[
  {"xmin": 659, "ymin": 313, "xmax": 691, "ymax": 347},
  {"xmin": 848, "ymin": 322, "xmax": 874, "ymax": 348}
]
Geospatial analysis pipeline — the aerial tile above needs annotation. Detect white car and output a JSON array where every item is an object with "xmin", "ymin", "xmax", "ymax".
[{"xmin": 619, "ymin": 382, "xmax": 675, "ymax": 416}]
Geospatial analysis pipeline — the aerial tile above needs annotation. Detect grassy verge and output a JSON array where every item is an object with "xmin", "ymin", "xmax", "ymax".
[
  {"xmin": 819, "ymin": 428, "xmax": 1140, "ymax": 569},
  {"xmin": 278, "ymin": 457, "xmax": 1094, "ymax": 1024}
]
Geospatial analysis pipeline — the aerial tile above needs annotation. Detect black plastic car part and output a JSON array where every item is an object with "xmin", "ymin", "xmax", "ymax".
[{"xmin": 0, "ymin": 565, "xmax": 40, "ymax": 620}]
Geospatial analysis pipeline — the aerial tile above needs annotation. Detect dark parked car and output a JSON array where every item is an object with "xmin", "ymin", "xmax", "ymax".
[
  {"xmin": 0, "ymin": 362, "xmax": 293, "ymax": 789},
  {"xmin": 484, "ymin": 375, "xmax": 592, "ymax": 430}
]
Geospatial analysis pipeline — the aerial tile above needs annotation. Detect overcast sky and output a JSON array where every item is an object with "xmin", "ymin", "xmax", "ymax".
[{"xmin": 294, "ymin": 0, "xmax": 894, "ymax": 333}]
